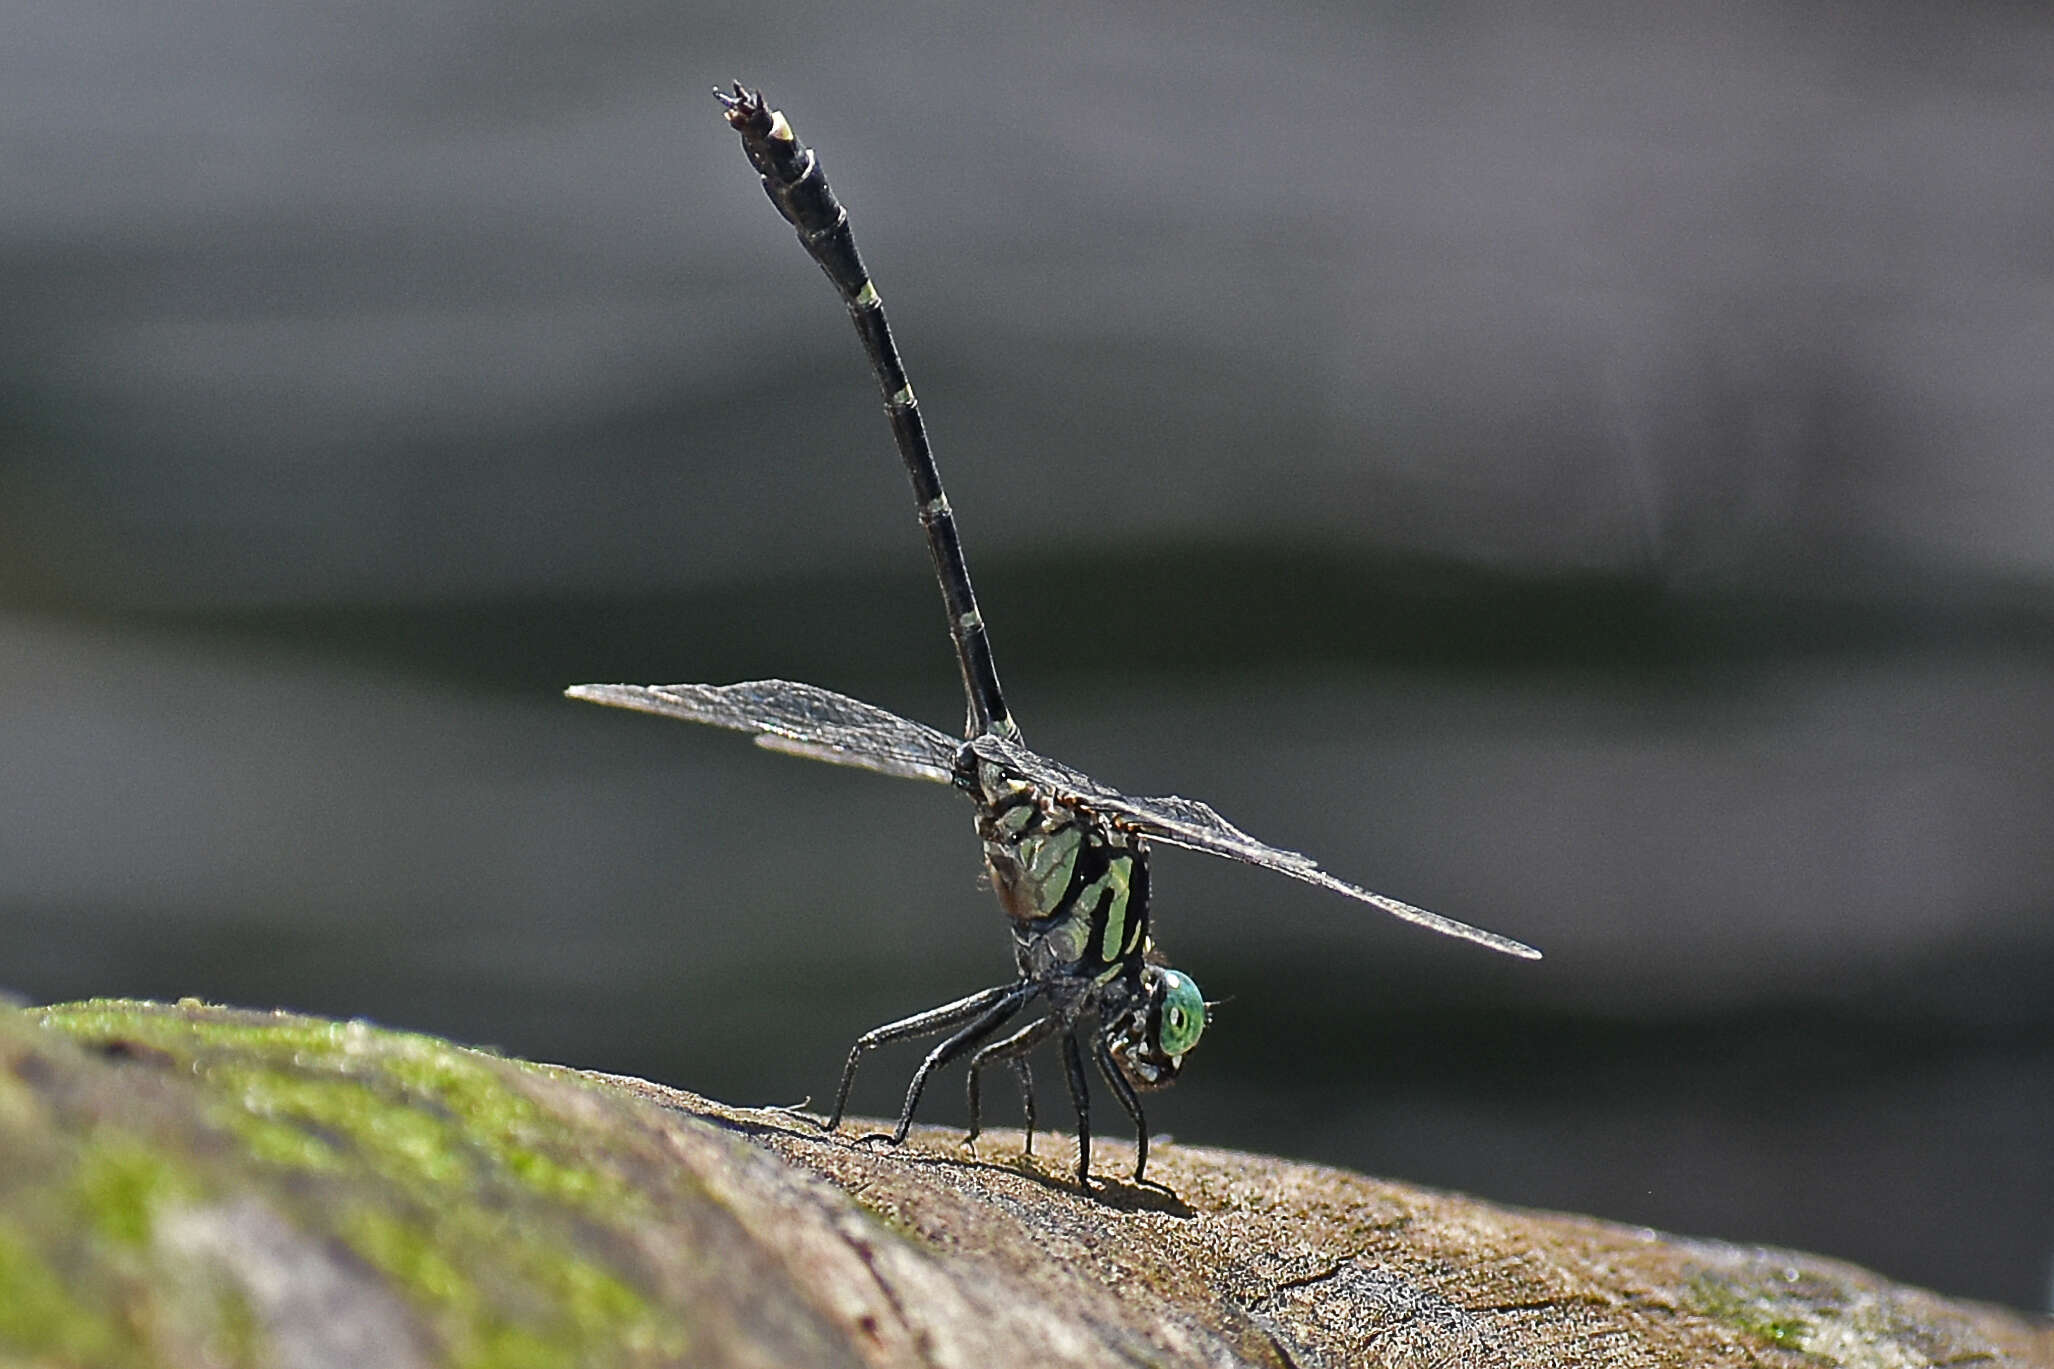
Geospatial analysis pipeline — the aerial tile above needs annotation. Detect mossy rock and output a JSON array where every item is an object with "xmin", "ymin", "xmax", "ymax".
[{"xmin": 1, "ymin": 999, "xmax": 2046, "ymax": 1368}]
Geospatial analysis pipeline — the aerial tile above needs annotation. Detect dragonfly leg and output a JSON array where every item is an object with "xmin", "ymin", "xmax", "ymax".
[
  {"xmin": 1061, "ymin": 1030, "xmax": 1093, "ymax": 1187},
  {"xmin": 1091, "ymin": 1031, "xmax": 1151, "ymax": 1185},
  {"xmin": 1013, "ymin": 1059, "xmax": 1036, "ymax": 1156},
  {"xmin": 827, "ymin": 982, "xmax": 1022, "ymax": 1132},
  {"xmin": 964, "ymin": 1014, "xmax": 1058, "ymax": 1153},
  {"xmin": 887, "ymin": 987, "xmax": 1034, "ymax": 1145}
]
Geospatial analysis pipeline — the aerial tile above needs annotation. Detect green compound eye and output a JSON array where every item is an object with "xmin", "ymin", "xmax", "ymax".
[{"xmin": 1155, "ymin": 969, "xmax": 1206, "ymax": 1058}]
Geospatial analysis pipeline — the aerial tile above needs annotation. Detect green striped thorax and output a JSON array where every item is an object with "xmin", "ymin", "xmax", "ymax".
[{"xmin": 971, "ymin": 758, "xmax": 1207, "ymax": 1087}]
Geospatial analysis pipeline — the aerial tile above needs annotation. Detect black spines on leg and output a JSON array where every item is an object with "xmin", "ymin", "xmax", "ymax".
[
  {"xmin": 1092, "ymin": 1032, "xmax": 1151, "ymax": 1184},
  {"xmin": 1062, "ymin": 1031, "xmax": 1093, "ymax": 1187},
  {"xmin": 966, "ymin": 1014, "xmax": 1056, "ymax": 1156},
  {"xmin": 825, "ymin": 982, "xmax": 1020, "ymax": 1132},
  {"xmin": 888, "ymin": 991, "xmax": 1028, "ymax": 1144},
  {"xmin": 1010, "ymin": 1058, "xmax": 1037, "ymax": 1155}
]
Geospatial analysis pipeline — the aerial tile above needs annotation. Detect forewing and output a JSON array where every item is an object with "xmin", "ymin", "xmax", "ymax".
[
  {"xmin": 568, "ymin": 680, "xmax": 960, "ymax": 784},
  {"xmin": 967, "ymin": 733, "xmax": 1541, "ymax": 960}
]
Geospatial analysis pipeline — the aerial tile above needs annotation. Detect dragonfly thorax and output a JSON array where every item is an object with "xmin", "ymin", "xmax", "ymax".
[
  {"xmin": 973, "ymin": 761, "xmax": 1151, "ymax": 980},
  {"xmin": 973, "ymin": 759, "xmax": 1207, "ymax": 1089}
]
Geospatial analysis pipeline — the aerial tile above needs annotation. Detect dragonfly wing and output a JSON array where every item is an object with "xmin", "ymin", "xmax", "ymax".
[
  {"xmin": 752, "ymin": 733, "xmax": 957, "ymax": 782},
  {"xmin": 1251, "ymin": 862, "xmax": 1542, "ymax": 959},
  {"xmin": 568, "ymin": 680, "xmax": 960, "ymax": 784},
  {"xmin": 966, "ymin": 733, "xmax": 1541, "ymax": 960},
  {"xmin": 967, "ymin": 733, "xmax": 1311, "ymax": 864}
]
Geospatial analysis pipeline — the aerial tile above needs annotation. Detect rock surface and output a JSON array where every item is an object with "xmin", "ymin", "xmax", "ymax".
[{"xmin": 2, "ymin": 998, "xmax": 2047, "ymax": 1368}]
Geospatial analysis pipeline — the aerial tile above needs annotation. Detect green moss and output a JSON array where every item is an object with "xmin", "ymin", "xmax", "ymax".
[
  {"xmin": 341, "ymin": 1203, "xmax": 685, "ymax": 1368},
  {"xmin": 1684, "ymin": 1270, "xmax": 1825, "ymax": 1359},
  {"xmin": 343, "ymin": 1206, "xmax": 484, "ymax": 1330},
  {"xmin": 71, "ymin": 1140, "xmax": 201, "ymax": 1247},
  {"xmin": 204, "ymin": 1281, "xmax": 266, "ymax": 1369},
  {"xmin": 0, "ymin": 1217, "xmax": 130, "ymax": 1366},
  {"xmin": 32, "ymin": 1000, "xmax": 692, "ymax": 1367},
  {"xmin": 37, "ymin": 1002, "xmax": 642, "ymax": 1219}
]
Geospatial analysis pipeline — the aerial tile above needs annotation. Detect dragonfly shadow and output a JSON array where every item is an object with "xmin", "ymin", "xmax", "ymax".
[{"xmin": 710, "ymin": 1103, "xmax": 1197, "ymax": 1214}]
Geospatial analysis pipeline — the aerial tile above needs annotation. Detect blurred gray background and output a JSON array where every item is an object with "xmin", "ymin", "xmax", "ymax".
[{"xmin": 6, "ymin": 0, "xmax": 2052, "ymax": 1312}]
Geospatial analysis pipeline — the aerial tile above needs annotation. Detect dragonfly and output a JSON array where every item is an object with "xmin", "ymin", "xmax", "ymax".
[{"xmin": 568, "ymin": 84, "xmax": 1541, "ymax": 1190}]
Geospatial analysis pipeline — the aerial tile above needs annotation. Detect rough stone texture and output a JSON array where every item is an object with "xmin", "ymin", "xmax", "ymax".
[{"xmin": 2, "ymin": 999, "xmax": 2047, "ymax": 1368}]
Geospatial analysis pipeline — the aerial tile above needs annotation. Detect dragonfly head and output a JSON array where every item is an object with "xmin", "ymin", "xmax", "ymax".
[{"xmin": 1106, "ymin": 965, "xmax": 1208, "ymax": 1090}]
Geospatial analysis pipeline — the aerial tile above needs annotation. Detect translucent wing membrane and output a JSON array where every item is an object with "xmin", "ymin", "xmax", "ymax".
[
  {"xmin": 567, "ymin": 682, "xmax": 1538, "ymax": 958},
  {"xmin": 567, "ymin": 680, "xmax": 960, "ymax": 784},
  {"xmin": 1256, "ymin": 866, "xmax": 1541, "ymax": 960},
  {"xmin": 968, "ymin": 734, "xmax": 1542, "ymax": 960}
]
